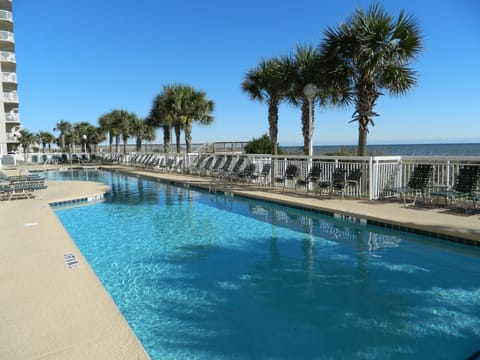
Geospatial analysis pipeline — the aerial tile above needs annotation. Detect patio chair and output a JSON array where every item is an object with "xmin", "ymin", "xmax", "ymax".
[
  {"xmin": 343, "ymin": 168, "xmax": 363, "ymax": 197},
  {"xmin": 234, "ymin": 162, "xmax": 256, "ymax": 183},
  {"xmin": 275, "ymin": 164, "xmax": 299, "ymax": 190},
  {"xmin": 387, "ymin": 164, "xmax": 433, "ymax": 206},
  {"xmin": 295, "ymin": 163, "xmax": 322, "ymax": 191},
  {"xmin": 432, "ymin": 165, "xmax": 480, "ymax": 209},
  {"xmin": 318, "ymin": 167, "xmax": 347, "ymax": 195},
  {"xmin": 251, "ymin": 163, "xmax": 271, "ymax": 186}
]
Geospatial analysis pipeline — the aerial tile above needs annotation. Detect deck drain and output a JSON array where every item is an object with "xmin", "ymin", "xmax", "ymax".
[{"xmin": 64, "ymin": 253, "xmax": 79, "ymax": 268}]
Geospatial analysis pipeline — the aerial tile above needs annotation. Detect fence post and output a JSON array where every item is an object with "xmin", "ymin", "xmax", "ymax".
[{"xmin": 369, "ymin": 157, "xmax": 374, "ymax": 200}]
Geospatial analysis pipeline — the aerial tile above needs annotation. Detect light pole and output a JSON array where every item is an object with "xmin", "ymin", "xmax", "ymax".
[
  {"xmin": 303, "ymin": 83, "xmax": 318, "ymax": 158},
  {"xmin": 82, "ymin": 134, "xmax": 87, "ymax": 153}
]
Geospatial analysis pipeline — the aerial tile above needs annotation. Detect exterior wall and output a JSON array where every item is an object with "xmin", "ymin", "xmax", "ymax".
[{"xmin": 0, "ymin": 0, "xmax": 19, "ymax": 156}]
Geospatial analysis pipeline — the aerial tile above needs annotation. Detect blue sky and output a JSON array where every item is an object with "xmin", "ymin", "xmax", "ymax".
[{"xmin": 13, "ymin": 0, "xmax": 480, "ymax": 146}]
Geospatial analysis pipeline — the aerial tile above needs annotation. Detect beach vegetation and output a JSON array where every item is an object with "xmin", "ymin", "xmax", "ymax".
[{"xmin": 245, "ymin": 133, "xmax": 283, "ymax": 155}]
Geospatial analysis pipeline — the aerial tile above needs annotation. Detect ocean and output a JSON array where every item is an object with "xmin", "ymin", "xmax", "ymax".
[{"xmin": 282, "ymin": 143, "xmax": 480, "ymax": 156}]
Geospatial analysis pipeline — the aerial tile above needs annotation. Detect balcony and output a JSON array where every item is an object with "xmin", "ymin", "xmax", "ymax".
[
  {"xmin": 0, "ymin": 30, "xmax": 13, "ymax": 42},
  {"xmin": 3, "ymin": 91, "xmax": 18, "ymax": 103},
  {"xmin": 2, "ymin": 71, "xmax": 16, "ymax": 83},
  {"xmin": 6, "ymin": 132, "xmax": 18, "ymax": 142},
  {"xmin": 0, "ymin": 10, "xmax": 12, "ymax": 22},
  {"xmin": 0, "ymin": 51, "xmax": 14, "ymax": 63},
  {"xmin": 5, "ymin": 111, "xmax": 19, "ymax": 122}
]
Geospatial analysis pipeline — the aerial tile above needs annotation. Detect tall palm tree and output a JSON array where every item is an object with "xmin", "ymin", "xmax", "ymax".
[
  {"xmin": 54, "ymin": 120, "xmax": 72, "ymax": 153},
  {"xmin": 177, "ymin": 85, "xmax": 215, "ymax": 154},
  {"xmin": 98, "ymin": 112, "xmax": 120, "ymax": 153},
  {"xmin": 319, "ymin": 3, "xmax": 422, "ymax": 156},
  {"xmin": 282, "ymin": 44, "xmax": 325, "ymax": 155},
  {"xmin": 149, "ymin": 85, "xmax": 175, "ymax": 153},
  {"xmin": 242, "ymin": 57, "xmax": 289, "ymax": 156}
]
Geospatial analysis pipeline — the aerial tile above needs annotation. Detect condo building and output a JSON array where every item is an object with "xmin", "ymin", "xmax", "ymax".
[{"xmin": 0, "ymin": 0, "xmax": 19, "ymax": 155}]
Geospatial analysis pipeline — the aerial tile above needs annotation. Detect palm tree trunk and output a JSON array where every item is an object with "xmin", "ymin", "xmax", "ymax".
[
  {"xmin": 175, "ymin": 125, "xmax": 181, "ymax": 153},
  {"xmin": 115, "ymin": 135, "xmax": 120, "ymax": 153},
  {"xmin": 301, "ymin": 101, "xmax": 315, "ymax": 155},
  {"xmin": 123, "ymin": 136, "xmax": 128, "ymax": 155},
  {"xmin": 136, "ymin": 138, "xmax": 142, "ymax": 152},
  {"xmin": 268, "ymin": 102, "xmax": 279, "ymax": 156},
  {"xmin": 357, "ymin": 124, "xmax": 368, "ymax": 156},
  {"xmin": 109, "ymin": 131, "xmax": 113, "ymax": 153},
  {"xmin": 163, "ymin": 125, "xmax": 171, "ymax": 153},
  {"xmin": 184, "ymin": 122, "xmax": 192, "ymax": 154}
]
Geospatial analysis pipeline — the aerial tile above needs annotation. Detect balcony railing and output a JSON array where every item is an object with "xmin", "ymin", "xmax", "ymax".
[
  {"xmin": 0, "ymin": 10, "xmax": 12, "ymax": 22},
  {"xmin": 5, "ymin": 111, "xmax": 19, "ymax": 122},
  {"xmin": 0, "ymin": 30, "xmax": 14, "ymax": 42},
  {"xmin": 6, "ymin": 132, "xmax": 18, "ymax": 142},
  {"xmin": 3, "ymin": 91, "xmax": 18, "ymax": 103},
  {"xmin": 2, "ymin": 71, "xmax": 16, "ymax": 83},
  {"xmin": 0, "ymin": 51, "xmax": 15, "ymax": 63}
]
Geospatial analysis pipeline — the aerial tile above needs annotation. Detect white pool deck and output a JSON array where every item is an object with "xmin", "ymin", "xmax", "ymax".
[{"xmin": 1, "ymin": 165, "xmax": 479, "ymax": 359}]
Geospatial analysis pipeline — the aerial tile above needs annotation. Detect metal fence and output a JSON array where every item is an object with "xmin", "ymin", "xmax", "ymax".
[{"xmin": 5, "ymin": 151, "xmax": 479, "ymax": 202}]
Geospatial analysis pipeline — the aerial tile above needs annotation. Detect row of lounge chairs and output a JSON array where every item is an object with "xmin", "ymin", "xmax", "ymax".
[
  {"xmin": 0, "ymin": 173, "xmax": 48, "ymax": 201},
  {"xmin": 275, "ymin": 164, "xmax": 363, "ymax": 197},
  {"xmin": 387, "ymin": 164, "xmax": 480, "ymax": 211}
]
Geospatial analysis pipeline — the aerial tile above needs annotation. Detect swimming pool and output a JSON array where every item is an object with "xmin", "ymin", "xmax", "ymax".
[{"xmin": 48, "ymin": 169, "xmax": 480, "ymax": 359}]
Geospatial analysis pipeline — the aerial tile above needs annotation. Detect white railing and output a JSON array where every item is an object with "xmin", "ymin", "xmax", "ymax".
[
  {"xmin": 0, "ymin": 10, "xmax": 13, "ymax": 22},
  {"xmin": 6, "ymin": 132, "xmax": 18, "ymax": 141},
  {"xmin": 2, "ymin": 72, "xmax": 16, "ymax": 83},
  {"xmin": 3, "ymin": 91, "xmax": 18, "ymax": 103},
  {"xmin": 0, "ymin": 51, "xmax": 15, "ymax": 63},
  {"xmin": 0, "ymin": 30, "xmax": 14, "ymax": 42},
  {"xmin": 100, "ymin": 152, "xmax": 480, "ymax": 201},
  {"xmin": 5, "ymin": 111, "xmax": 19, "ymax": 122}
]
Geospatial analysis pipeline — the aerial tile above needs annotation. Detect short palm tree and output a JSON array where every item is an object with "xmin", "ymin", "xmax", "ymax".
[
  {"xmin": 37, "ymin": 131, "xmax": 55, "ymax": 153},
  {"xmin": 131, "ymin": 117, "xmax": 155, "ymax": 152},
  {"xmin": 149, "ymin": 84, "xmax": 214, "ymax": 154},
  {"xmin": 242, "ymin": 57, "xmax": 289, "ymax": 156},
  {"xmin": 18, "ymin": 129, "xmax": 36, "ymax": 160},
  {"xmin": 319, "ymin": 3, "xmax": 423, "ymax": 156},
  {"xmin": 74, "ymin": 122, "xmax": 99, "ymax": 153}
]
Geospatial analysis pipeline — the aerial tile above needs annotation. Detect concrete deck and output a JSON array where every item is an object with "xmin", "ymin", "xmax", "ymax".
[
  {"xmin": 0, "ymin": 177, "xmax": 150, "ymax": 360},
  {"xmin": 1, "ymin": 166, "xmax": 479, "ymax": 359}
]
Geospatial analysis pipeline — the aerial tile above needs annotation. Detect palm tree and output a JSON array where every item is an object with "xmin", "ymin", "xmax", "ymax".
[
  {"xmin": 37, "ymin": 131, "xmax": 55, "ymax": 153},
  {"xmin": 242, "ymin": 57, "xmax": 289, "ymax": 156},
  {"xmin": 177, "ymin": 85, "xmax": 215, "ymax": 154},
  {"xmin": 130, "ymin": 117, "xmax": 155, "ymax": 152},
  {"xmin": 282, "ymin": 44, "xmax": 326, "ymax": 155},
  {"xmin": 148, "ymin": 85, "xmax": 175, "ymax": 153},
  {"xmin": 98, "ymin": 110, "xmax": 133, "ymax": 154},
  {"xmin": 18, "ymin": 129, "xmax": 36, "ymax": 161},
  {"xmin": 319, "ymin": 3, "xmax": 422, "ymax": 156},
  {"xmin": 149, "ymin": 84, "xmax": 214, "ymax": 154},
  {"xmin": 98, "ymin": 112, "xmax": 121, "ymax": 153},
  {"xmin": 74, "ymin": 122, "xmax": 99, "ymax": 153},
  {"xmin": 54, "ymin": 120, "xmax": 72, "ymax": 153}
]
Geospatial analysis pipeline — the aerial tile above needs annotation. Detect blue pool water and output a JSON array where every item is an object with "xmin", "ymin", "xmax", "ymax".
[{"xmin": 48, "ymin": 170, "xmax": 480, "ymax": 359}]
